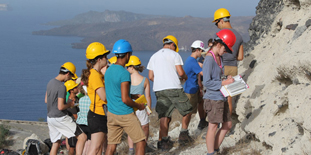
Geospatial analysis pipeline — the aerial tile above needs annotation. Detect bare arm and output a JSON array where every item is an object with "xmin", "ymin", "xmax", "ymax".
[
  {"xmin": 57, "ymin": 98, "xmax": 74, "ymax": 111},
  {"xmin": 121, "ymin": 81, "xmax": 145, "ymax": 110},
  {"xmin": 149, "ymin": 70, "xmax": 154, "ymax": 82},
  {"xmin": 237, "ymin": 45, "xmax": 244, "ymax": 61},
  {"xmin": 45, "ymin": 92, "xmax": 47, "ymax": 104},
  {"xmin": 176, "ymin": 65, "xmax": 187, "ymax": 80},
  {"xmin": 96, "ymin": 87, "xmax": 106, "ymax": 102},
  {"xmin": 144, "ymin": 78, "xmax": 152, "ymax": 109},
  {"xmin": 198, "ymin": 74, "xmax": 203, "ymax": 90},
  {"xmin": 198, "ymin": 62, "xmax": 203, "ymax": 68}
]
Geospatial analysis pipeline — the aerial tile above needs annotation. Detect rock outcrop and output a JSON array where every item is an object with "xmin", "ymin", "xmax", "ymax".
[{"xmin": 236, "ymin": 0, "xmax": 311, "ymax": 154}]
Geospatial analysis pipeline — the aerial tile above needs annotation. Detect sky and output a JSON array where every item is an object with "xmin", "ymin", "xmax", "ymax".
[{"xmin": 1, "ymin": 0, "xmax": 260, "ymax": 20}]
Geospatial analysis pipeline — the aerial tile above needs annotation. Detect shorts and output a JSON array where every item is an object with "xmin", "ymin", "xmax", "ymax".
[
  {"xmin": 68, "ymin": 137, "xmax": 77, "ymax": 148},
  {"xmin": 203, "ymin": 99, "xmax": 231, "ymax": 124},
  {"xmin": 87, "ymin": 110, "xmax": 108, "ymax": 134},
  {"xmin": 155, "ymin": 89, "xmax": 193, "ymax": 119},
  {"xmin": 107, "ymin": 111, "xmax": 146, "ymax": 144},
  {"xmin": 78, "ymin": 124, "xmax": 91, "ymax": 140},
  {"xmin": 135, "ymin": 109, "xmax": 150, "ymax": 126},
  {"xmin": 186, "ymin": 90, "xmax": 203, "ymax": 114},
  {"xmin": 47, "ymin": 115, "xmax": 83, "ymax": 143},
  {"xmin": 224, "ymin": 66, "xmax": 238, "ymax": 76}
]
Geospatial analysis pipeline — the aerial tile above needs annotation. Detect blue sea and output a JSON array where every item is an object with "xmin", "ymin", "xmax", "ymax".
[{"xmin": 0, "ymin": 9, "xmax": 190, "ymax": 121}]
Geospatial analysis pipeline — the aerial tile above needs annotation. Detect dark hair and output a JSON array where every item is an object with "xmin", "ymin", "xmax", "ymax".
[
  {"xmin": 210, "ymin": 39, "xmax": 223, "ymax": 49},
  {"xmin": 208, "ymin": 38, "xmax": 213, "ymax": 44},
  {"xmin": 191, "ymin": 48, "xmax": 200, "ymax": 53},
  {"xmin": 81, "ymin": 54, "xmax": 106, "ymax": 87},
  {"xmin": 59, "ymin": 67, "xmax": 74, "ymax": 76}
]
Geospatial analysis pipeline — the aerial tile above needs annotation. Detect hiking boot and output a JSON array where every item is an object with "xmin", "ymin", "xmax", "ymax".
[
  {"xmin": 178, "ymin": 130, "xmax": 193, "ymax": 145},
  {"xmin": 160, "ymin": 137, "xmax": 174, "ymax": 151},
  {"xmin": 198, "ymin": 120, "xmax": 209, "ymax": 130},
  {"xmin": 157, "ymin": 141, "xmax": 162, "ymax": 150}
]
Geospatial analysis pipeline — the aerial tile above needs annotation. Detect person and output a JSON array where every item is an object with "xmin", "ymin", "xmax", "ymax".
[
  {"xmin": 108, "ymin": 56, "xmax": 117, "ymax": 65},
  {"xmin": 213, "ymin": 8, "xmax": 244, "ymax": 116},
  {"xmin": 126, "ymin": 55, "xmax": 152, "ymax": 154},
  {"xmin": 184, "ymin": 40, "xmax": 208, "ymax": 130},
  {"xmin": 45, "ymin": 62, "xmax": 87, "ymax": 155},
  {"xmin": 198, "ymin": 38, "xmax": 213, "ymax": 68},
  {"xmin": 64, "ymin": 80, "xmax": 80, "ymax": 155},
  {"xmin": 203, "ymin": 29, "xmax": 236, "ymax": 155},
  {"xmin": 81, "ymin": 42, "xmax": 110, "ymax": 155},
  {"xmin": 147, "ymin": 35, "xmax": 193, "ymax": 150},
  {"xmin": 76, "ymin": 85, "xmax": 92, "ymax": 155},
  {"xmin": 105, "ymin": 39, "xmax": 146, "ymax": 155}
]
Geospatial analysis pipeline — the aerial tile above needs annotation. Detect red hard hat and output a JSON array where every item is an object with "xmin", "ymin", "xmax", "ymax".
[{"xmin": 216, "ymin": 29, "xmax": 236, "ymax": 53}]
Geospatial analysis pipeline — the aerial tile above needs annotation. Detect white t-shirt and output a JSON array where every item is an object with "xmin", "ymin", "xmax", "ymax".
[{"xmin": 147, "ymin": 48, "xmax": 183, "ymax": 91}]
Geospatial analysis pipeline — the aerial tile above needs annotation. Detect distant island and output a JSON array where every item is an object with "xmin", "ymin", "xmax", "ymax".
[
  {"xmin": 33, "ymin": 10, "xmax": 253, "ymax": 51},
  {"xmin": 0, "ymin": 4, "xmax": 9, "ymax": 11}
]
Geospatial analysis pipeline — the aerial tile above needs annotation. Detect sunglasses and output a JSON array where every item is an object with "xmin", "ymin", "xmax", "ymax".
[
  {"xmin": 173, "ymin": 43, "xmax": 177, "ymax": 49},
  {"xmin": 215, "ymin": 20, "xmax": 220, "ymax": 26}
]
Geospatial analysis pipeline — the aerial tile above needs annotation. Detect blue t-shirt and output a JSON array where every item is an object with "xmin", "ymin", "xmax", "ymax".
[
  {"xmin": 105, "ymin": 64, "xmax": 133, "ymax": 115},
  {"xmin": 183, "ymin": 56, "xmax": 202, "ymax": 94}
]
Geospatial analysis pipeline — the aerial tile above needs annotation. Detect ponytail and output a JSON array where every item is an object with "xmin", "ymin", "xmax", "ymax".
[{"xmin": 133, "ymin": 65, "xmax": 145, "ymax": 73}]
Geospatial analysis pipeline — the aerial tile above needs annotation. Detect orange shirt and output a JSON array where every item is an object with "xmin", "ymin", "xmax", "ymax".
[{"xmin": 88, "ymin": 69, "xmax": 107, "ymax": 115}]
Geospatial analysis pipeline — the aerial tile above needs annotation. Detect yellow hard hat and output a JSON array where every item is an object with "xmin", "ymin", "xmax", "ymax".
[
  {"xmin": 126, "ymin": 55, "xmax": 141, "ymax": 67},
  {"xmin": 64, "ymin": 80, "xmax": 79, "ymax": 92},
  {"xmin": 61, "ymin": 62, "xmax": 78, "ymax": 79},
  {"xmin": 86, "ymin": 42, "xmax": 110, "ymax": 60},
  {"xmin": 108, "ymin": 56, "xmax": 117, "ymax": 64},
  {"xmin": 213, "ymin": 8, "xmax": 231, "ymax": 22},
  {"xmin": 163, "ymin": 35, "xmax": 179, "ymax": 52}
]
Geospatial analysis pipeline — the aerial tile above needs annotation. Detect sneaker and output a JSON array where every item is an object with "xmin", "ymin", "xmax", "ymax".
[
  {"xmin": 178, "ymin": 130, "xmax": 193, "ymax": 145},
  {"xmin": 160, "ymin": 137, "xmax": 174, "ymax": 151},
  {"xmin": 198, "ymin": 120, "xmax": 209, "ymax": 130},
  {"xmin": 128, "ymin": 150, "xmax": 134, "ymax": 155}
]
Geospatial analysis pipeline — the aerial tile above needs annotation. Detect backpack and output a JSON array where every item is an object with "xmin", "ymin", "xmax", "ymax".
[{"xmin": 24, "ymin": 139, "xmax": 42, "ymax": 155}]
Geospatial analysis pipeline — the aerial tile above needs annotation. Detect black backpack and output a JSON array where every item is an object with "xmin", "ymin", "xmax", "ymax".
[{"xmin": 24, "ymin": 139, "xmax": 42, "ymax": 155}]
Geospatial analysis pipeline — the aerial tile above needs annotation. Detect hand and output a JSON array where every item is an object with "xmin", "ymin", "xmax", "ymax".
[
  {"xmin": 131, "ymin": 94, "xmax": 141, "ymax": 100},
  {"xmin": 68, "ymin": 99, "xmax": 75, "ymax": 107},
  {"xmin": 137, "ymin": 103, "xmax": 145, "ymax": 111},
  {"xmin": 223, "ymin": 78, "xmax": 234, "ymax": 85}
]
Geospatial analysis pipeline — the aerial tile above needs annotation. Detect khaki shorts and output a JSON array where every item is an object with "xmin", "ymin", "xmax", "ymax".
[
  {"xmin": 224, "ymin": 66, "xmax": 238, "ymax": 76},
  {"xmin": 155, "ymin": 89, "xmax": 193, "ymax": 119},
  {"xmin": 186, "ymin": 90, "xmax": 203, "ymax": 114},
  {"xmin": 203, "ymin": 99, "xmax": 231, "ymax": 124},
  {"xmin": 107, "ymin": 111, "xmax": 146, "ymax": 144}
]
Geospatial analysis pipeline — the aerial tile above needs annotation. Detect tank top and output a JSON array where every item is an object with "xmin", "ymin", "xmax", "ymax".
[{"xmin": 130, "ymin": 77, "xmax": 146, "ymax": 95}]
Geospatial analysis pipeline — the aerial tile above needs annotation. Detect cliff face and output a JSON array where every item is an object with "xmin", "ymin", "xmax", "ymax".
[{"xmin": 236, "ymin": 0, "xmax": 311, "ymax": 154}]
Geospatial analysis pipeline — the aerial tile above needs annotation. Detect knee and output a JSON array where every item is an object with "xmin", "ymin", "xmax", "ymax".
[{"xmin": 222, "ymin": 122, "xmax": 232, "ymax": 130}]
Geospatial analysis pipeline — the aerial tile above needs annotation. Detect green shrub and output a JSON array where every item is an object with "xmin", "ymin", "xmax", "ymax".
[{"xmin": 0, "ymin": 125, "xmax": 9, "ymax": 147}]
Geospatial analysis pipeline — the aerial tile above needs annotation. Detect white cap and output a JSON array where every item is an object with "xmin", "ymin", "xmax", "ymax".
[{"xmin": 191, "ymin": 40, "xmax": 205, "ymax": 50}]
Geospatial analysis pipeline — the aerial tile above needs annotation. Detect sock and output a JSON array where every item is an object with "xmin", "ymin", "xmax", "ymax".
[
  {"xmin": 206, "ymin": 151, "xmax": 215, "ymax": 155},
  {"xmin": 214, "ymin": 148, "xmax": 219, "ymax": 152},
  {"xmin": 129, "ymin": 148, "xmax": 134, "ymax": 151},
  {"xmin": 200, "ymin": 118, "xmax": 206, "ymax": 121},
  {"xmin": 162, "ymin": 136, "xmax": 169, "ymax": 141},
  {"xmin": 181, "ymin": 128, "xmax": 188, "ymax": 132}
]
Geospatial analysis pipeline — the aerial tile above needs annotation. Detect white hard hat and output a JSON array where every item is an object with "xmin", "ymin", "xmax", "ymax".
[{"xmin": 191, "ymin": 40, "xmax": 205, "ymax": 51}]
